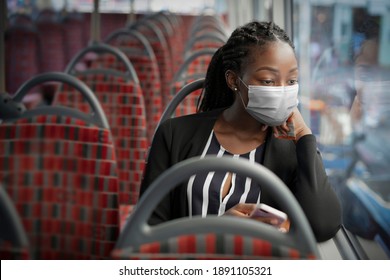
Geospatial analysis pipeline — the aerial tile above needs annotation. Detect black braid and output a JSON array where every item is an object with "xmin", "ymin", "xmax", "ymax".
[{"xmin": 198, "ymin": 21, "xmax": 295, "ymax": 112}]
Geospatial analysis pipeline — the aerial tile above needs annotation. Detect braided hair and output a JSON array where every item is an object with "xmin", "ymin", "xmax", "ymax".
[{"xmin": 198, "ymin": 21, "xmax": 295, "ymax": 112}]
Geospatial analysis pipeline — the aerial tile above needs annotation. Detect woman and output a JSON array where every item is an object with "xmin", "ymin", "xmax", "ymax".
[{"xmin": 140, "ymin": 21, "xmax": 341, "ymax": 242}]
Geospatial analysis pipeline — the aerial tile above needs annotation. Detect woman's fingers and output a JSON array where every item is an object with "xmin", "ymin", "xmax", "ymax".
[
  {"xmin": 273, "ymin": 121, "xmax": 290, "ymax": 138},
  {"xmin": 224, "ymin": 203, "xmax": 257, "ymax": 217},
  {"xmin": 224, "ymin": 204, "xmax": 290, "ymax": 233}
]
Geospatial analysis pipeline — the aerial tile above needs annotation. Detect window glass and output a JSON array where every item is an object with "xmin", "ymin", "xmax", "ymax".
[
  {"xmin": 293, "ymin": 0, "xmax": 390, "ymax": 259},
  {"xmin": 6, "ymin": 0, "xmax": 220, "ymax": 14}
]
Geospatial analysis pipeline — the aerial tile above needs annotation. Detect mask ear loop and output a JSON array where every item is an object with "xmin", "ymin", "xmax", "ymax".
[
  {"xmin": 237, "ymin": 77, "xmax": 249, "ymax": 88},
  {"xmin": 236, "ymin": 78, "xmax": 269, "ymax": 132},
  {"xmin": 236, "ymin": 77, "xmax": 248, "ymax": 108}
]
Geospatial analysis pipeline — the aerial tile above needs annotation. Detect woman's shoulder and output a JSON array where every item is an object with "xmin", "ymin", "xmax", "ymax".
[{"xmin": 153, "ymin": 108, "xmax": 225, "ymax": 150}]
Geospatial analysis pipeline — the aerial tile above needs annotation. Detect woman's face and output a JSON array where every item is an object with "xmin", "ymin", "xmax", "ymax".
[{"xmin": 237, "ymin": 41, "xmax": 299, "ymax": 104}]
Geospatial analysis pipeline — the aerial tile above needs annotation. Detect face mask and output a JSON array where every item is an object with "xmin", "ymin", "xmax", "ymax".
[{"xmin": 238, "ymin": 79, "xmax": 299, "ymax": 126}]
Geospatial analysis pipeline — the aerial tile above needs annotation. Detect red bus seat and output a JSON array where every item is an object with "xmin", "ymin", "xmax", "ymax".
[
  {"xmin": 105, "ymin": 29, "xmax": 163, "ymax": 143},
  {"xmin": 0, "ymin": 184, "xmax": 30, "ymax": 260},
  {"xmin": 0, "ymin": 73, "xmax": 121, "ymax": 259},
  {"xmin": 113, "ymin": 157, "xmax": 320, "ymax": 260}
]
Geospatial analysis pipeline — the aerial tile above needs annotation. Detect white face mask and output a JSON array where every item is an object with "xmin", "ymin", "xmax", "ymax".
[{"xmin": 238, "ymin": 79, "xmax": 299, "ymax": 126}]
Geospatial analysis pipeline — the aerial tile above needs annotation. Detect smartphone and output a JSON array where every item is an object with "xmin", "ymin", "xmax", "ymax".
[{"xmin": 249, "ymin": 203, "xmax": 288, "ymax": 225}]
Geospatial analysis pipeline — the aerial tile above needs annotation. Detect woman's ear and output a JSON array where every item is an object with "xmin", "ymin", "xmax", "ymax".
[{"xmin": 225, "ymin": 70, "xmax": 239, "ymax": 92}]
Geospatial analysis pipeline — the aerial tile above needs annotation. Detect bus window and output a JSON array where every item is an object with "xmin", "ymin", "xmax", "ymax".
[{"xmin": 293, "ymin": 0, "xmax": 390, "ymax": 259}]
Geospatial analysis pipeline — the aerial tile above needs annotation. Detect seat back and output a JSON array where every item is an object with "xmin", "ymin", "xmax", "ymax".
[
  {"xmin": 132, "ymin": 21, "xmax": 173, "ymax": 107},
  {"xmin": 105, "ymin": 30, "xmax": 163, "ymax": 142},
  {"xmin": 190, "ymin": 16, "xmax": 228, "ymax": 39},
  {"xmin": 113, "ymin": 233, "xmax": 313, "ymax": 260},
  {"xmin": 113, "ymin": 157, "xmax": 320, "ymax": 260},
  {"xmin": 173, "ymin": 49, "xmax": 216, "ymax": 82},
  {"xmin": 148, "ymin": 13, "xmax": 184, "ymax": 74},
  {"xmin": 0, "ymin": 73, "xmax": 120, "ymax": 259},
  {"xmin": 184, "ymin": 34, "xmax": 225, "ymax": 58},
  {"xmin": 54, "ymin": 72, "xmax": 148, "ymax": 208},
  {"xmin": 60, "ymin": 45, "xmax": 148, "ymax": 212},
  {"xmin": 168, "ymin": 49, "xmax": 215, "ymax": 117},
  {"xmin": 0, "ymin": 184, "xmax": 30, "ymax": 260},
  {"xmin": 163, "ymin": 78, "xmax": 204, "ymax": 122},
  {"xmin": 65, "ymin": 43, "xmax": 139, "ymax": 84}
]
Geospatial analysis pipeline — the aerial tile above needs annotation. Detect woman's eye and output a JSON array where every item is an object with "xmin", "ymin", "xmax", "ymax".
[
  {"xmin": 288, "ymin": 80, "xmax": 298, "ymax": 85},
  {"xmin": 261, "ymin": 80, "xmax": 274, "ymax": 85}
]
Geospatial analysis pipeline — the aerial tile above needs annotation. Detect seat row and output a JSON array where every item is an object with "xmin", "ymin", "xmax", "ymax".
[
  {"xmin": 0, "ymin": 81, "xmax": 319, "ymax": 259},
  {"xmin": 0, "ymin": 13, "xmax": 230, "ymax": 260}
]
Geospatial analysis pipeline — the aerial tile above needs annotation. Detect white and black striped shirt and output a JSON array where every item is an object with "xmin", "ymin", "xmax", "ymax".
[{"xmin": 187, "ymin": 130, "xmax": 265, "ymax": 217}]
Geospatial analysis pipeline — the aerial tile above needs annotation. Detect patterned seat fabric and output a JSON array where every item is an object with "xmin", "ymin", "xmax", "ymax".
[
  {"xmin": 188, "ymin": 41, "xmax": 224, "ymax": 54},
  {"xmin": 0, "ymin": 240, "xmax": 30, "ymax": 260},
  {"xmin": 170, "ymin": 79, "xmax": 203, "ymax": 117},
  {"xmin": 149, "ymin": 17, "xmax": 184, "ymax": 75},
  {"xmin": 135, "ymin": 24, "xmax": 173, "ymax": 108},
  {"xmin": 0, "ymin": 115, "xmax": 120, "ymax": 259},
  {"xmin": 0, "ymin": 185, "xmax": 30, "ymax": 260},
  {"xmin": 127, "ymin": 54, "xmax": 162, "ymax": 139},
  {"xmin": 54, "ymin": 74, "xmax": 148, "ymax": 208},
  {"xmin": 184, "ymin": 54, "xmax": 213, "ymax": 77},
  {"xmin": 168, "ymin": 54, "xmax": 212, "ymax": 116},
  {"xmin": 111, "ymin": 233, "xmax": 316, "ymax": 260},
  {"xmin": 91, "ymin": 53, "xmax": 162, "ymax": 143}
]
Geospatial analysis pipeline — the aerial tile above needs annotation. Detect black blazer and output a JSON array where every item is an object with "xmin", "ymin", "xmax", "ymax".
[{"xmin": 140, "ymin": 108, "xmax": 341, "ymax": 242}]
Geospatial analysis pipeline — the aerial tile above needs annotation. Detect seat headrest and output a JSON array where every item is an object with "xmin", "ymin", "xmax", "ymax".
[{"xmin": 0, "ymin": 93, "xmax": 26, "ymax": 121}]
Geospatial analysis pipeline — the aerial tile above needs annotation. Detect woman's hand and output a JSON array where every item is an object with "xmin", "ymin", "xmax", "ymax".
[
  {"xmin": 223, "ymin": 203, "xmax": 290, "ymax": 232},
  {"xmin": 223, "ymin": 203, "xmax": 257, "ymax": 217},
  {"xmin": 273, "ymin": 108, "xmax": 312, "ymax": 142}
]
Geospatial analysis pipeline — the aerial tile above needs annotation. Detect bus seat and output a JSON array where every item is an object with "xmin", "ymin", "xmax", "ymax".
[
  {"xmin": 148, "ymin": 13, "xmax": 184, "ymax": 74},
  {"xmin": 55, "ymin": 71, "xmax": 148, "ymax": 208},
  {"xmin": 65, "ymin": 43, "xmax": 139, "ymax": 84},
  {"xmin": 172, "ymin": 49, "xmax": 216, "ymax": 83},
  {"xmin": 60, "ymin": 46, "xmax": 148, "ymax": 218},
  {"xmin": 132, "ymin": 21, "xmax": 173, "ymax": 107},
  {"xmin": 169, "ymin": 76, "xmax": 205, "ymax": 117},
  {"xmin": 105, "ymin": 29, "xmax": 163, "ymax": 143},
  {"xmin": 184, "ymin": 34, "xmax": 226, "ymax": 59},
  {"xmin": 91, "ymin": 52, "xmax": 161, "ymax": 144},
  {"xmin": 167, "ymin": 49, "xmax": 215, "ymax": 117},
  {"xmin": 0, "ymin": 73, "xmax": 120, "ymax": 259},
  {"xmin": 112, "ymin": 233, "xmax": 315, "ymax": 260},
  {"xmin": 158, "ymin": 78, "xmax": 204, "ymax": 129},
  {"xmin": 156, "ymin": 12, "xmax": 186, "ymax": 73},
  {"xmin": 113, "ymin": 157, "xmax": 320, "ymax": 260},
  {"xmin": 0, "ymin": 184, "xmax": 30, "ymax": 260},
  {"xmin": 190, "ymin": 15, "xmax": 228, "ymax": 39}
]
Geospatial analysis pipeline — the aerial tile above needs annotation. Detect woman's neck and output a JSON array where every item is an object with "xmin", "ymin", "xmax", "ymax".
[
  {"xmin": 220, "ymin": 105, "xmax": 268, "ymax": 136},
  {"xmin": 212, "ymin": 106, "xmax": 268, "ymax": 154}
]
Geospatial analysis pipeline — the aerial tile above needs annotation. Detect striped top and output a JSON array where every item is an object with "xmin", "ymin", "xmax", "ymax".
[{"xmin": 187, "ymin": 130, "xmax": 265, "ymax": 217}]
